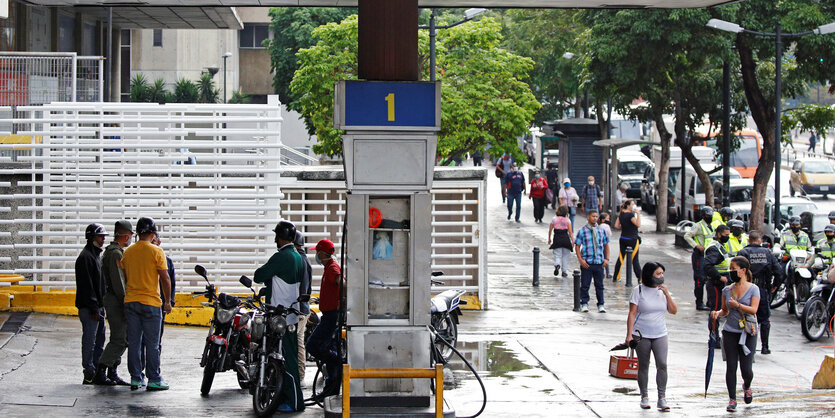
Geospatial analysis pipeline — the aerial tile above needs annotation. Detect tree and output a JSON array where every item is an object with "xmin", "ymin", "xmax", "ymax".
[
  {"xmin": 173, "ymin": 78, "xmax": 199, "ymax": 103},
  {"xmin": 265, "ymin": 7, "xmax": 356, "ymax": 105},
  {"xmin": 148, "ymin": 78, "xmax": 169, "ymax": 104},
  {"xmin": 290, "ymin": 15, "xmax": 539, "ymax": 160},
  {"xmin": 784, "ymin": 104, "xmax": 835, "ymax": 150},
  {"xmin": 718, "ymin": 0, "xmax": 835, "ymax": 230},
  {"xmin": 197, "ymin": 73, "xmax": 220, "ymax": 104},
  {"xmin": 130, "ymin": 74, "xmax": 151, "ymax": 102},
  {"xmin": 229, "ymin": 90, "xmax": 251, "ymax": 104}
]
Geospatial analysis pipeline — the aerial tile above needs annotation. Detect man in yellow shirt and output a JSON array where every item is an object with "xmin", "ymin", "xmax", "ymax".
[{"xmin": 121, "ymin": 217, "xmax": 172, "ymax": 391}]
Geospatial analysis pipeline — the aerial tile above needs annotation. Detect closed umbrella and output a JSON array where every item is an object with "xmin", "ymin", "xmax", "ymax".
[{"xmin": 705, "ymin": 322, "xmax": 719, "ymax": 398}]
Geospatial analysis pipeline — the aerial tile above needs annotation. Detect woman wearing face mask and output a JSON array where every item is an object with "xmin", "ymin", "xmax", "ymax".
[
  {"xmin": 558, "ymin": 178, "xmax": 578, "ymax": 228},
  {"xmin": 626, "ymin": 261, "xmax": 677, "ymax": 411},
  {"xmin": 529, "ymin": 168, "xmax": 549, "ymax": 223},
  {"xmin": 710, "ymin": 256, "xmax": 760, "ymax": 412}
]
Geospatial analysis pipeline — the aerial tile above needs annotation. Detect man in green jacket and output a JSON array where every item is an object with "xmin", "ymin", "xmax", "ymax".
[
  {"xmin": 96, "ymin": 220, "xmax": 133, "ymax": 386},
  {"xmin": 254, "ymin": 220, "xmax": 305, "ymax": 412}
]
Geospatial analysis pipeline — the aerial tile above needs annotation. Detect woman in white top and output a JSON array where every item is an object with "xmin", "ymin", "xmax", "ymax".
[
  {"xmin": 558, "ymin": 178, "xmax": 578, "ymax": 228},
  {"xmin": 625, "ymin": 261, "xmax": 678, "ymax": 411}
]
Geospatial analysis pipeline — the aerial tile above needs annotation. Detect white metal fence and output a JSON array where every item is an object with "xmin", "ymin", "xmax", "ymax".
[{"xmin": 0, "ymin": 52, "xmax": 104, "ymax": 105}]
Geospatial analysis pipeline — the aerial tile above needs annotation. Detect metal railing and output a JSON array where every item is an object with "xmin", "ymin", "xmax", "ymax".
[
  {"xmin": 341, "ymin": 364, "xmax": 445, "ymax": 418},
  {"xmin": 0, "ymin": 52, "xmax": 104, "ymax": 105}
]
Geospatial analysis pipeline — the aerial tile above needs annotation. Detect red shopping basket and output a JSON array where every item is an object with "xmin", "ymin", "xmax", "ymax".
[{"xmin": 609, "ymin": 348, "xmax": 638, "ymax": 379}]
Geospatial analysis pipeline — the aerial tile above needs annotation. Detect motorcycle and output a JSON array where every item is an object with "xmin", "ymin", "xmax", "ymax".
[
  {"xmin": 193, "ymin": 265, "xmax": 256, "ymax": 396},
  {"xmin": 801, "ymin": 260, "xmax": 835, "ymax": 341},
  {"xmin": 239, "ymin": 276, "xmax": 308, "ymax": 417},
  {"xmin": 430, "ymin": 271, "xmax": 467, "ymax": 362},
  {"xmin": 773, "ymin": 246, "xmax": 817, "ymax": 319}
]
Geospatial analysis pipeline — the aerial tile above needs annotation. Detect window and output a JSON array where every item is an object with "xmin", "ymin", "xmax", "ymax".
[
  {"xmin": 239, "ymin": 23, "xmax": 269, "ymax": 49},
  {"xmin": 153, "ymin": 29, "xmax": 162, "ymax": 47}
]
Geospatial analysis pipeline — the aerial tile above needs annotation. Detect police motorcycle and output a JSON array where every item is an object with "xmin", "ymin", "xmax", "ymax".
[
  {"xmin": 193, "ymin": 265, "xmax": 257, "ymax": 396},
  {"xmin": 772, "ymin": 243, "xmax": 818, "ymax": 319},
  {"xmin": 238, "ymin": 275, "xmax": 308, "ymax": 417},
  {"xmin": 801, "ymin": 257, "xmax": 835, "ymax": 341},
  {"xmin": 430, "ymin": 271, "xmax": 467, "ymax": 362}
]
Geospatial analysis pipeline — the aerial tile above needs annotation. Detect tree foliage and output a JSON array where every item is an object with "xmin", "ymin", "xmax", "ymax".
[
  {"xmin": 265, "ymin": 7, "xmax": 356, "ymax": 105},
  {"xmin": 197, "ymin": 73, "xmax": 220, "ymax": 104},
  {"xmin": 290, "ymin": 15, "xmax": 539, "ymax": 160},
  {"xmin": 173, "ymin": 78, "xmax": 200, "ymax": 103}
]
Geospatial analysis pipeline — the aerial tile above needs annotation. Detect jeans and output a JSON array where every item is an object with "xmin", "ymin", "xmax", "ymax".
[
  {"xmin": 507, "ymin": 192, "xmax": 522, "ymax": 221},
  {"xmin": 569, "ymin": 206, "xmax": 576, "ymax": 229},
  {"xmin": 580, "ymin": 263, "xmax": 605, "ymax": 306},
  {"xmin": 500, "ymin": 178, "xmax": 508, "ymax": 202},
  {"xmin": 126, "ymin": 302, "xmax": 162, "ymax": 383},
  {"xmin": 722, "ymin": 330, "xmax": 756, "ymax": 400},
  {"xmin": 306, "ymin": 311, "xmax": 341, "ymax": 386},
  {"xmin": 79, "ymin": 307, "xmax": 106, "ymax": 374},
  {"xmin": 636, "ymin": 335, "xmax": 668, "ymax": 398}
]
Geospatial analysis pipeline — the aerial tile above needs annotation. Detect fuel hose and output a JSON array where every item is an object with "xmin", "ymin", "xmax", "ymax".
[{"xmin": 429, "ymin": 327, "xmax": 487, "ymax": 418}]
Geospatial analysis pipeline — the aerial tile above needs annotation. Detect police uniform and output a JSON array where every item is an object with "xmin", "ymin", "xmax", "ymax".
[
  {"xmin": 727, "ymin": 233, "xmax": 748, "ymax": 257},
  {"xmin": 684, "ymin": 219, "xmax": 714, "ymax": 308},
  {"xmin": 738, "ymin": 243, "xmax": 783, "ymax": 354},
  {"xmin": 780, "ymin": 229, "xmax": 810, "ymax": 252},
  {"xmin": 710, "ymin": 211, "xmax": 725, "ymax": 229},
  {"xmin": 815, "ymin": 237, "xmax": 835, "ymax": 260},
  {"xmin": 704, "ymin": 239, "xmax": 730, "ymax": 313}
]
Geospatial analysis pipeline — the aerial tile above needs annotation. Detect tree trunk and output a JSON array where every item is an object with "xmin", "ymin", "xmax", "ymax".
[
  {"xmin": 595, "ymin": 100, "xmax": 609, "ymax": 140},
  {"xmin": 574, "ymin": 95, "xmax": 582, "ymax": 119},
  {"xmin": 654, "ymin": 113, "xmax": 672, "ymax": 232},
  {"xmin": 736, "ymin": 37, "xmax": 776, "ymax": 232}
]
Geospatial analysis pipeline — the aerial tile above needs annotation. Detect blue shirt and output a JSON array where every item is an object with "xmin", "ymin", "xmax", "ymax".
[
  {"xmin": 575, "ymin": 224, "xmax": 609, "ymax": 264},
  {"xmin": 504, "ymin": 171, "xmax": 526, "ymax": 195}
]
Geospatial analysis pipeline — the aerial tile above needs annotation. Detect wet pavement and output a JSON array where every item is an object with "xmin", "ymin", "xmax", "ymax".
[{"xmin": 1, "ymin": 165, "xmax": 834, "ymax": 416}]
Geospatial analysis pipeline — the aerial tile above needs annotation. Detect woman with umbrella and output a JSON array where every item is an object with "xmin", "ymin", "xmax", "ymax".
[
  {"xmin": 710, "ymin": 256, "xmax": 760, "ymax": 412},
  {"xmin": 625, "ymin": 262, "xmax": 677, "ymax": 411}
]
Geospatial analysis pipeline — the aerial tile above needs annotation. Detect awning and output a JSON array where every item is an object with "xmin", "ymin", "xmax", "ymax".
[
  {"xmin": 593, "ymin": 138, "xmax": 661, "ymax": 149},
  {"xmin": 73, "ymin": 6, "xmax": 242, "ymax": 29}
]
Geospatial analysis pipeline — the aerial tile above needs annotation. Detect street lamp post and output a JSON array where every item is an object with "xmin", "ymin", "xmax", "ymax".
[
  {"xmin": 222, "ymin": 51, "xmax": 232, "ymax": 103},
  {"xmin": 706, "ymin": 18, "xmax": 835, "ymax": 226},
  {"xmin": 422, "ymin": 8, "xmax": 486, "ymax": 82}
]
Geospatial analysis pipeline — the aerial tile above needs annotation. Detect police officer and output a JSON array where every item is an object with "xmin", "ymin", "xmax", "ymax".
[
  {"xmin": 780, "ymin": 216, "xmax": 811, "ymax": 252},
  {"xmin": 738, "ymin": 231, "xmax": 783, "ymax": 355},
  {"xmin": 704, "ymin": 224, "xmax": 732, "ymax": 338},
  {"xmin": 684, "ymin": 206, "xmax": 715, "ymax": 311},
  {"xmin": 814, "ymin": 224, "xmax": 835, "ymax": 266},
  {"xmin": 712, "ymin": 207, "xmax": 735, "ymax": 229},
  {"xmin": 727, "ymin": 219, "xmax": 748, "ymax": 257}
]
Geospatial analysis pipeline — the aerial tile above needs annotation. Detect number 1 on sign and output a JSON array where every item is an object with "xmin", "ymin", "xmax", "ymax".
[{"xmin": 385, "ymin": 93, "xmax": 395, "ymax": 121}]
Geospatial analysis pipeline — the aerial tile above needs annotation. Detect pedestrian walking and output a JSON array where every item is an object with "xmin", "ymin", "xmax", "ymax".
[
  {"xmin": 545, "ymin": 163, "xmax": 559, "ymax": 209},
  {"xmin": 809, "ymin": 132, "xmax": 817, "ymax": 153},
  {"xmin": 574, "ymin": 210, "xmax": 610, "ymax": 313},
  {"xmin": 548, "ymin": 205, "xmax": 574, "ymax": 278},
  {"xmin": 97, "ymin": 220, "xmax": 133, "ymax": 386},
  {"xmin": 504, "ymin": 163, "xmax": 526, "ymax": 222},
  {"xmin": 305, "ymin": 239, "xmax": 343, "ymax": 400},
  {"xmin": 76, "ymin": 223, "xmax": 109, "ymax": 385},
  {"xmin": 626, "ymin": 262, "xmax": 677, "ymax": 411},
  {"xmin": 683, "ymin": 206, "xmax": 715, "ymax": 311},
  {"xmin": 710, "ymin": 256, "xmax": 760, "ymax": 412},
  {"xmin": 472, "ymin": 149, "xmax": 483, "ymax": 166},
  {"xmin": 738, "ymin": 231, "xmax": 783, "ymax": 355},
  {"xmin": 599, "ymin": 212, "xmax": 613, "ymax": 279},
  {"xmin": 613, "ymin": 199, "xmax": 642, "ymax": 282},
  {"xmin": 121, "ymin": 217, "xmax": 172, "ymax": 391},
  {"xmin": 559, "ymin": 178, "xmax": 579, "ymax": 228},
  {"xmin": 294, "ymin": 231, "xmax": 313, "ymax": 382},
  {"xmin": 580, "ymin": 176, "xmax": 603, "ymax": 216},
  {"xmin": 529, "ymin": 168, "xmax": 549, "ymax": 223},
  {"xmin": 496, "ymin": 154, "xmax": 514, "ymax": 203}
]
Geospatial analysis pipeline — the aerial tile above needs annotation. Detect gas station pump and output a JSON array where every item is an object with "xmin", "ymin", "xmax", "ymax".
[{"xmin": 325, "ymin": 81, "xmax": 452, "ymax": 416}]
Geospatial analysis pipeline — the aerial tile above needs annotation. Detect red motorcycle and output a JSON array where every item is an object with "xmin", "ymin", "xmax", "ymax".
[{"xmin": 194, "ymin": 265, "xmax": 256, "ymax": 396}]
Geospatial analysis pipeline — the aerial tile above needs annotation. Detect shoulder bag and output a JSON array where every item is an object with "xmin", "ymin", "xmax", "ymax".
[{"xmin": 730, "ymin": 283, "xmax": 758, "ymax": 336}]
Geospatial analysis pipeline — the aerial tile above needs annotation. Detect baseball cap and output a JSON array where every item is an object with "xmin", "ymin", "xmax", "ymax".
[
  {"xmin": 115, "ymin": 219, "xmax": 133, "ymax": 234},
  {"xmin": 312, "ymin": 239, "xmax": 335, "ymax": 254}
]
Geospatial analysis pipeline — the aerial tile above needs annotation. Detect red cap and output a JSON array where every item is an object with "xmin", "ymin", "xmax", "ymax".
[{"xmin": 312, "ymin": 239, "xmax": 335, "ymax": 254}]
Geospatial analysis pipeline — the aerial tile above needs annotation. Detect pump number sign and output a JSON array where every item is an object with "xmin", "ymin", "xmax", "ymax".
[{"xmin": 334, "ymin": 81, "xmax": 440, "ymax": 131}]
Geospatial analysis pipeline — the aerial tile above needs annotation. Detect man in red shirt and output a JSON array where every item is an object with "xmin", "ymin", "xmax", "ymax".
[{"xmin": 305, "ymin": 239, "xmax": 342, "ymax": 399}]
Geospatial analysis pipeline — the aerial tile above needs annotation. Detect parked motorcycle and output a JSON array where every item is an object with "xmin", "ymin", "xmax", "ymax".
[
  {"xmin": 773, "ymin": 246, "xmax": 817, "ymax": 318},
  {"xmin": 239, "ymin": 276, "xmax": 308, "ymax": 417},
  {"xmin": 801, "ymin": 258, "xmax": 835, "ymax": 341},
  {"xmin": 193, "ymin": 265, "xmax": 256, "ymax": 396},
  {"xmin": 430, "ymin": 272, "xmax": 467, "ymax": 362}
]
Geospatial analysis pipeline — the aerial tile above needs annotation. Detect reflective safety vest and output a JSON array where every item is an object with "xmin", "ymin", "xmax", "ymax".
[
  {"xmin": 711, "ymin": 212, "xmax": 725, "ymax": 229},
  {"xmin": 727, "ymin": 234, "xmax": 748, "ymax": 257},
  {"xmin": 781, "ymin": 231, "xmax": 810, "ymax": 251},
  {"xmin": 694, "ymin": 220, "xmax": 714, "ymax": 247},
  {"xmin": 708, "ymin": 240, "xmax": 731, "ymax": 273},
  {"xmin": 816, "ymin": 238, "xmax": 835, "ymax": 259}
]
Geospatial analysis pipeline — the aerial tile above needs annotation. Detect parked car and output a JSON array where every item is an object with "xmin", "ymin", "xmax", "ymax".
[
  {"xmin": 790, "ymin": 159, "xmax": 835, "ymax": 197},
  {"xmin": 617, "ymin": 151, "xmax": 652, "ymax": 201},
  {"xmin": 640, "ymin": 163, "xmax": 657, "ymax": 213}
]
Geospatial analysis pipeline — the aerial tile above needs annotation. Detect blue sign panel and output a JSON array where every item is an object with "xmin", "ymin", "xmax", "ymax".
[{"xmin": 340, "ymin": 81, "xmax": 439, "ymax": 130}]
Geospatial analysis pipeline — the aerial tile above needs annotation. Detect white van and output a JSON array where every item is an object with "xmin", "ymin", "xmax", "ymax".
[
  {"xmin": 676, "ymin": 163, "xmax": 742, "ymax": 221},
  {"xmin": 617, "ymin": 150, "xmax": 653, "ymax": 201},
  {"xmin": 647, "ymin": 146, "xmax": 716, "ymax": 220}
]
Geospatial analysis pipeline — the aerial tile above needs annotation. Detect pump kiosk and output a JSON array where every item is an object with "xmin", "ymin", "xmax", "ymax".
[{"xmin": 325, "ymin": 81, "xmax": 452, "ymax": 416}]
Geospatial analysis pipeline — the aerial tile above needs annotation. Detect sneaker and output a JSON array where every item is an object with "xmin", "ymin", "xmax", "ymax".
[
  {"xmin": 640, "ymin": 396, "xmax": 650, "ymax": 409},
  {"xmin": 555, "ymin": 265, "xmax": 561, "ymax": 276},
  {"xmin": 743, "ymin": 388, "xmax": 752, "ymax": 404},
  {"xmin": 82, "ymin": 369, "xmax": 95, "ymax": 385},
  {"xmin": 761, "ymin": 347, "xmax": 771, "ymax": 355},
  {"xmin": 726, "ymin": 399, "xmax": 737, "ymax": 412},
  {"xmin": 658, "ymin": 398, "xmax": 669, "ymax": 412},
  {"xmin": 562, "ymin": 272, "xmax": 568, "ymax": 278},
  {"xmin": 146, "ymin": 380, "xmax": 170, "ymax": 391},
  {"xmin": 507, "ymin": 214, "xmax": 511, "ymax": 220},
  {"xmin": 606, "ymin": 274, "xmax": 612, "ymax": 279},
  {"xmin": 580, "ymin": 304, "xmax": 589, "ymax": 313},
  {"xmin": 130, "ymin": 378, "xmax": 142, "ymax": 391},
  {"xmin": 515, "ymin": 219, "xmax": 521, "ymax": 223},
  {"xmin": 598, "ymin": 305, "xmax": 606, "ymax": 313}
]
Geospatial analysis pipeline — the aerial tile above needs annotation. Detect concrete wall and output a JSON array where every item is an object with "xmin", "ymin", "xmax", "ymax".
[{"xmin": 240, "ymin": 49, "xmax": 272, "ymax": 95}]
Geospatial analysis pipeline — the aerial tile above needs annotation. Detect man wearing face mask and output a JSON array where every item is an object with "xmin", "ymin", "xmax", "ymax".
[
  {"xmin": 738, "ymin": 230, "xmax": 783, "ymax": 355},
  {"xmin": 704, "ymin": 224, "xmax": 732, "ymax": 338},
  {"xmin": 726, "ymin": 219, "xmax": 748, "ymax": 257},
  {"xmin": 684, "ymin": 206, "xmax": 715, "ymax": 311},
  {"xmin": 712, "ymin": 207, "xmax": 735, "ymax": 229},
  {"xmin": 76, "ymin": 223, "xmax": 110, "ymax": 385},
  {"xmin": 293, "ymin": 231, "xmax": 313, "ymax": 382},
  {"xmin": 504, "ymin": 162, "xmax": 527, "ymax": 223},
  {"xmin": 305, "ymin": 239, "xmax": 343, "ymax": 400},
  {"xmin": 581, "ymin": 176, "xmax": 603, "ymax": 216},
  {"xmin": 815, "ymin": 224, "xmax": 835, "ymax": 262},
  {"xmin": 779, "ymin": 216, "xmax": 810, "ymax": 254}
]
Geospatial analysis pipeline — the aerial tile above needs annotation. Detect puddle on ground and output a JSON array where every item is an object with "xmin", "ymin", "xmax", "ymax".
[
  {"xmin": 613, "ymin": 386, "xmax": 638, "ymax": 395},
  {"xmin": 446, "ymin": 340, "xmax": 531, "ymax": 378}
]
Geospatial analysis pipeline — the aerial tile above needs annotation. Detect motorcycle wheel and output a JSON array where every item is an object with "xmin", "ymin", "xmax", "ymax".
[
  {"xmin": 432, "ymin": 315, "xmax": 457, "ymax": 362},
  {"xmin": 770, "ymin": 283, "xmax": 787, "ymax": 309},
  {"xmin": 794, "ymin": 281, "xmax": 810, "ymax": 320},
  {"xmin": 253, "ymin": 358, "xmax": 284, "ymax": 418},
  {"xmin": 801, "ymin": 296, "xmax": 829, "ymax": 341},
  {"xmin": 201, "ymin": 347, "xmax": 218, "ymax": 396}
]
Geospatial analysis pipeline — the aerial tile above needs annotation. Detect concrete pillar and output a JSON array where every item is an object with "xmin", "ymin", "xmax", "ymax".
[
  {"xmin": 357, "ymin": 0, "xmax": 418, "ymax": 81},
  {"xmin": 109, "ymin": 27, "xmax": 121, "ymax": 102}
]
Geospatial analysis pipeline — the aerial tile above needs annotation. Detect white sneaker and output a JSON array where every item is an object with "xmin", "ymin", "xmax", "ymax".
[
  {"xmin": 580, "ymin": 304, "xmax": 589, "ymax": 312},
  {"xmin": 598, "ymin": 305, "xmax": 606, "ymax": 313}
]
